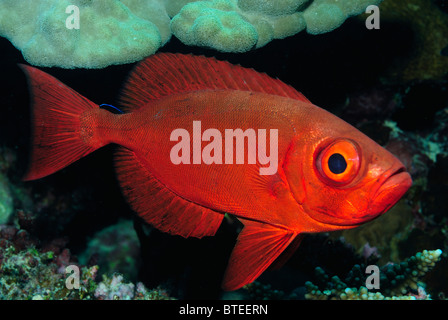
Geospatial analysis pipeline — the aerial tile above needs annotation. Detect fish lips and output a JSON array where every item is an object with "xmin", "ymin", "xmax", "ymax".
[
  {"xmin": 307, "ymin": 166, "xmax": 412, "ymax": 228},
  {"xmin": 368, "ymin": 167, "xmax": 413, "ymax": 216},
  {"xmin": 351, "ymin": 166, "xmax": 412, "ymax": 225}
]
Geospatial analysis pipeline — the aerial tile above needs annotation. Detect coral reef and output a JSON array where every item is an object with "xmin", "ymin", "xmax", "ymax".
[
  {"xmin": 78, "ymin": 219, "xmax": 142, "ymax": 282},
  {"xmin": 302, "ymin": 0, "xmax": 380, "ymax": 35},
  {"xmin": 0, "ymin": 0, "xmax": 382, "ymax": 68},
  {"xmin": 170, "ymin": 0, "xmax": 261, "ymax": 53},
  {"xmin": 0, "ymin": 223, "xmax": 97, "ymax": 299},
  {"xmin": 0, "ymin": 172, "xmax": 13, "ymax": 224},
  {"xmin": 94, "ymin": 273, "xmax": 173, "ymax": 300},
  {"xmin": 0, "ymin": 221, "xmax": 174, "ymax": 300},
  {"xmin": 0, "ymin": 0, "xmax": 166, "ymax": 69},
  {"xmin": 243, "ymin": 282, "xmax": 285, "ymax": 300},
  {"xmin": 171, "ymin": 0, "xmax": 383, "ymax": 52},
  {"xmin": 0, "ymin": 135, "xmax": 172, "ymax": 300},
  {"xmin": 304, "ymin": 249, "xmax": 443, "ymax": 300}
]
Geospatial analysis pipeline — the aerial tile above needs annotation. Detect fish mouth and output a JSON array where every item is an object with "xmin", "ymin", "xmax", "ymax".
[
  {"xmin": 299, "ymin": 165, "xmax": 412, "ymax": 230},
  {"xmin": 368, "ymin": 166, "xmax": 412, "ymax": 216},
  {"xmin": 331, "ymin": 166, "xmax": 412, "ymax": 226}
]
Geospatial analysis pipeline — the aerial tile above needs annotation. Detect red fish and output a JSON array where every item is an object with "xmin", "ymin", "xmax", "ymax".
[{"xmin": 20, "ymin": 53, "xmax": 412, "ymax": 291}]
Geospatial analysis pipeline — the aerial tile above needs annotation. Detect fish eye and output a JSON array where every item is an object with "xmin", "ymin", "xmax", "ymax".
[
  {"xmin": 315, "ymin": 139, "xmax": 361, "ymax": 187},
  {"xmin": 328, "ymin": 153, "xmax": 347, "ymax": 174}
]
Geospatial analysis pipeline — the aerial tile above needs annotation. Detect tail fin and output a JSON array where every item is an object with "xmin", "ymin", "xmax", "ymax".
[{"xmin": 20, "ymin": 64, "xmax": 100, "ymax": 181}]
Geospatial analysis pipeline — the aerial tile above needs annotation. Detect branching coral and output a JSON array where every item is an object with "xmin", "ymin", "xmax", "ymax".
[
  {"xmin": 305, "ymin": 249, "xmax": 443, "ymax": 300},
  {"xmin": 0, "ymin": 0, "xmax": 383, "ymax": 68},
  {"xmin": 0, "ymin": 224, "xmax": 174, "ymax": 300},
  {"xmin": 94, "ymin": 273, "xmax": 174, "ymax": 300},
  {"xmin": 0, "ymin": 243, "xmax": 98, "ymax": 300},
  {"xmin": 243, "ymin": 281, "xmax": 285, "ymax": 300}
]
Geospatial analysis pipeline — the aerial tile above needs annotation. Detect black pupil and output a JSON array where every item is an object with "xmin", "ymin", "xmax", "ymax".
[{"xmin": 328, "ymin": 153, "xmax": 347, "ymax": 174}]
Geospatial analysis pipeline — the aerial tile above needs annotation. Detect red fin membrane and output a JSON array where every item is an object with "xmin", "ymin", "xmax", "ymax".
[
  {"xmin": 119, "ymin": 53, "xmax": 311, "ymax": 112},
  {"xmin": 222, "ymin": 219, "xmax": 300, "ymax": 291},
  {"xmin": 269, "ymin": 234, "xmax": 304, "ymax": 271},
  {"xmin": 20, "ymin": 65, "xmax": 99, "ymax": 181},
  {"xmin": 114, "ymin": 147, "xmax": 224, "ymax": 238}
]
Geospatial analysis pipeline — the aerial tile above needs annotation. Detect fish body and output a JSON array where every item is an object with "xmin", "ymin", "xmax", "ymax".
[{"xmin": 21, "ymin": 53, "xmax": 412, "ymax": 290}]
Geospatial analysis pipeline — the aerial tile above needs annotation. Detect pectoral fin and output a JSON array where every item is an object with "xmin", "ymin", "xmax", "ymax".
[{"xmin": 222, "ymin": 218, "xmax": 300, "ymax": 291}]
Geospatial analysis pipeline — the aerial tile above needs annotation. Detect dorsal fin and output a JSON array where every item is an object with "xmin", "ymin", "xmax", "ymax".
[{"xmin": 119, "ymin": 53, "xmax": 311, "ymax": 112}]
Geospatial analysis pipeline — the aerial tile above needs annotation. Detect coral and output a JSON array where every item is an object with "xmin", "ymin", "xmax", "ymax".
[
  {"xmin": 78, "ymin": 219, "xmax": 142, "ymax": 282},
  {"xmin": 0, "ymin": 222, "xmax": 174, "ymax": 300},
  {"xmin": 0, "ymin": 243, "xmax": 98, "ymax": 300},
  {"xmin": 0, "ymin": 0, "xmax": 383, "ymax": 68},
  {"xmin": 303, "ymin": 0, "xmax": 380, "ymax": 35},
  {"xmin": 385, "ymin": 109, "xmax": 448, "ymax": 165},
  {"xmin": 170, "ymin": 0, "xmax": 259, "ymax": 52},
  {"xmin": 0, "ymin": 172, "xmax": 13, "ymax": 224},
  {"xmin": 94, "ymin": 273, "xmax": 174, "ymax": 300},
  {"xmin": 0, "ymin": 0, "xmax": 165, "ymax": 69},
  {"xmin": 378, "ymin": 0, "xmax": 448, "ymax": 83},
  {"xmin": 243, "ymin": 281, "xmax": 285, "ymax": 300},
  {"xmin": 0, "ymin": 224, "xmax": 37, "ymax": 255},
  {"xmin": 122, "ymin": 0, "xmax": 172, "ymax": 44},
  {"xmin": 0, "ymin": 220, "xmax": 96, "ymax": 299},
  {"xmin": 171, "ymin": 0, "xmax": 383, "ymax": 52},
  {"xmin": 304, "ymin": 249, "xmax": 443, "ymax": 300},
  {"xmin": 0, "ymin": 146, "xmax": 15, "ymax": 226}
]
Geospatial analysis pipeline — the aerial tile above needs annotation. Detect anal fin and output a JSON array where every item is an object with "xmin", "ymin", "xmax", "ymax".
[
  {"xmin": 114, "ymin": 147, "xmax": 223, "ymax": 238},
  {"xmin": 269, "ymin": 234, "xmax": 304, "ymax": 271},
  {"xmin": 222, "ymin": 218, "xmax": 300, "ymax": 291}
]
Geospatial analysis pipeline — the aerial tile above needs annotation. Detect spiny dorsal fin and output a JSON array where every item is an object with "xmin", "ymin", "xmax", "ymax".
[{"xmin": 119, "ymin": 53, "xmax": 311, "ymax": 112}]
